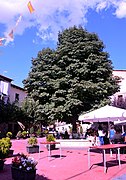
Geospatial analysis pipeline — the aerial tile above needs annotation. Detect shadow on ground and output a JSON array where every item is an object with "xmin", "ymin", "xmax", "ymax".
[
  {"xmin": 0, "ymin": 163, "xmax": 50, "ymax": 180},
  {"xmin": 90, "ymin": 160, "xmax": 126, "ymax": 173},
  {"xmin": 35, "ymin": 174, "xmax": 50, "ymax": 180}
]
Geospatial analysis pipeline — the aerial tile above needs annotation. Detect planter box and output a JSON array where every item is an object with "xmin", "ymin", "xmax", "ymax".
[
  {"xmin": 11, "ymin": 166, "xmax": 36, "ymax": 180},
  {"xmin": 0, "ymin": 160, "xmax": 5, "ymax": 171},
  {"xmin": 8, "ymin": 149, "xmax": 14, "ymax": 157},
  {"xmin": 26, "ymin": 145, "xmax": 39, "ymax": 153}
]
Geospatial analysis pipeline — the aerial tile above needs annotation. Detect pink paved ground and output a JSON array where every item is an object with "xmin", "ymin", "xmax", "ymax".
[{"xmin": 1, "ymin": 138, "xmax": 126, "ymax": 180}]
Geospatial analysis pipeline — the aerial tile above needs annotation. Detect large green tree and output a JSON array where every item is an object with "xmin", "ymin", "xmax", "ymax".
[
  {"xmin": 23, "ymin": 26, "xmax": 119, "ymax": 129},
  {"xmin": 23, "ymin": 48, "xmax": 57, "ymax": 125},
  {"xmin": 0, "ymin": 100, "xmax": 27, "ymax": 123}
]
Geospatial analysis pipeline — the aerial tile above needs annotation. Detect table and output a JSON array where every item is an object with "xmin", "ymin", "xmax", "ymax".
[
  {"xmin": 39, "ymin": 141, "xmax": 61, "ymax": 159},
  {"xmin": 88, "ymin": 144, "xmax": 126, "ymax": 173}
]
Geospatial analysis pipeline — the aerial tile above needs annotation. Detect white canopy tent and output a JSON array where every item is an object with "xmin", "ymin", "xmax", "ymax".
[
  {"xmin": 114, "ymin": 119, "xmax": 126, "ymax": 126},
  {"xmin": 114, "ymin": 119, "xmax": 126, "ymax": 133},
  {"xmin": 78, "ymin": 105, "xmax": 126, "ymax": 123}
]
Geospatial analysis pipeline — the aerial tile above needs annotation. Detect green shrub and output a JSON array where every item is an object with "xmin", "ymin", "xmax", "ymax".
[
  {"xmin": 3, "ymin": 137, "xmax": 12, "ymax": 148},
  {"xmin": 6, "ymin": 132, "xmax": 13, "ymax": 138},
  {"xmin": 36, "ymin": 128, "xmax": 41, "ymax": 137},
  {"xmin": 46, "ymin": 134, "xmax": 55, "ymax": 142},
  {"xmin": 27, "ymin": 137, "xmax": 38, "ymax": 146},
  {"xmin": 0, "ymin": 137, "xmax": 11, "ymax": 159},
  {"xmin": 43, "ymin": 129, "xmax": 48, "ymax": 136},
  {"xmin": 29, "ymin": 127, "xmax": 34, "ymax": 135},
  {"xmin": 22, "ymin": 131, "xmax": 27, "ymax": 138}
]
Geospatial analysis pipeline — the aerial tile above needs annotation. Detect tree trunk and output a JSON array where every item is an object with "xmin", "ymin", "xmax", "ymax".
[{"xmin": 71, "ymin": 117, "xmax": 77, "ymax": 133}]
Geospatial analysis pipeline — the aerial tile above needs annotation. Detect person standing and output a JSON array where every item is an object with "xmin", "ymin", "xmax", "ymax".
[
  {"xmin": 56, "ymin": 130, "xmax": 60, "ymax": 139},
  {"xmin": 111, "ymin": 128, "xmax": 123, "ymax": 144},
  {"xmin": 109, "ymin": 126, "xmax": 115, "ymax": 143},
  {"xmin": 98, "ymin": 125, "xmax": 105, "ymax": 145},
  {"xmin": 64, "ymin": 129, "xmax": 69, "ymax": 139}
]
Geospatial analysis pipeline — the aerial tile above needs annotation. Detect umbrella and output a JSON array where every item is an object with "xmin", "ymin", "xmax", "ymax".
[
  {"xmin": 78, "ymin": 105, "xmax": 126, "ymax": 122},
  {"xmin": 114, "ymin": 119, "xmax": 126, "ymax": 126},
  {"xmin": 114, "ymin": 119, "xmax": 126, "ymax": 133}
]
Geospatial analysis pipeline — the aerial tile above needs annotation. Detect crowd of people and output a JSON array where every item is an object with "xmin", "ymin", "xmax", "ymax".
[
  {"xmin": 45, "ymin": 123, "xmax": 126, "ymax": 146},
  {"xmin": 85, "ymin": 124, "xmax": 126, "ymax": 146}
]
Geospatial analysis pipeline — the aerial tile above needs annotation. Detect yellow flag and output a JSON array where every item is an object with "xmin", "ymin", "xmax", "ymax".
[{"xmin": 27, "ymin": 1, "xmax": 35, "ymax": 13}]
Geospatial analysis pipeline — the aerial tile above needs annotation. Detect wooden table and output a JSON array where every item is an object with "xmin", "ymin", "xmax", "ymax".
[
  {"xmin": 39, "ymin": 141, "xmax": 61, "ymax": 159},
  {"xmin": 88, "ymin": 144, "xmax": 126, "ymax": 173}
]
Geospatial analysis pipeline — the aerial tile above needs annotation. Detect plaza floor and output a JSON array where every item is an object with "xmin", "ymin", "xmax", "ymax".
[{"xmin": 1, "ymin": 138, "xmax": 126, "ymax": 180}]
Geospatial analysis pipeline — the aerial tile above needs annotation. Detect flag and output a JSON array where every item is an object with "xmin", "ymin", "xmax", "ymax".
[
  {"xmin": 0, "ymin": 39, "xmax": 3, "ymax": 46},
  {"xmin": 0, "ymin": 37, "xmax": 6, "ymax": 41},
  {"xmin": 17, "ymin": 121, "xmax": 25, "ymax": 130},
  {"xmin": 27, "ymin": 1, "xmax": 35, "ymax": 13},
  {"xmin": 0, "ymin": 37, "xmax": 6, "ymax": 46},
  {"xmin": 9, "ymin": 30, "xmax": 14, "ymax": 39},
  {"xmin": 15, "ymin": 14, "xmax": 22, "ymax": 27}
]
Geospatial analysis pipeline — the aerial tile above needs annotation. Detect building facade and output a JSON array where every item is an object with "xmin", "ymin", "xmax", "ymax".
[
  {"xmin": 0, "ymin": 74, "xmax": 27, "ymax": 137},
  {"xmin": 0, "ymin": 74, "xmax": 27, "ymax": 106},
  {"xmin": 112, "ymin": 70, "xmax": 126, "ymax": 108}
]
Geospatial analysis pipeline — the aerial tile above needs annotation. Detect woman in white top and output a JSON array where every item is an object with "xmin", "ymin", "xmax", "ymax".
[{"xmin": 98, "ymin": 125, "xmax": 105, "ymax": 145}]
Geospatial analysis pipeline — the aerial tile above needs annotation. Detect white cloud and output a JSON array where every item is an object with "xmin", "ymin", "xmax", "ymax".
[
  {"xmin": 114, "ymin": 1, "xmax": 126, "ymax": 18},
  {"xmin": 0, "ymin": 0, "xmax": 126, "ymax": 44}
]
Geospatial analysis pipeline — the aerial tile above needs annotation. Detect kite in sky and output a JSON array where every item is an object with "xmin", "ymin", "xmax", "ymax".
[
  {"xmin": 0, "ymin": 37, "xmax": 6, "ymax": 46},
  {"xmin": 0, "ymin": 39, "xmax": 3, "ymax": 46},
  {"xmin": 0, "ymin": 2, "xmax": 35, "ymax": 46},
  {"xmin": 8, "ymin": 30, "xmax": 14, "ymax": 39},
  {"xmin": 27, "ymin": 1, "xmax": 35, "ymax": 13},
  {"xmin": 15, "ymin": 14, "xmax": 22, "ymax": 28},
  {"xmin": 8, "ymin": 14, "xmax": 22, "ymax": 40}
]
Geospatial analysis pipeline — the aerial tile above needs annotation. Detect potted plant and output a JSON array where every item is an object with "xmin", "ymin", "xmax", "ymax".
[
  {"xmin": 5, "ymin": 137, "xmax": 12, "ymax": 149},
  {"xmin": 0, "ymin": 137, "xmax": 11, "ymax": 170},
  {"xmin": 46, "ymin": 134, "xmax": 56, "ymax": 150},
  {"xmin": 43, "ymin": 129, "xmax": 49, "ymax": 137},
  {"xmin": 5, "ymin": 137, "xmax": 14, "ymax": 157},
  {"xmin": 6, "ymin": 131, "xmax": 13, "ymax": 139},
  {"xmin": 11, "ymin": 153, "xmax": 38, "ymax": 180},
  {"xmin": 36, "ymin": 128, "xmax": 41, "ymax": 137},
  {"xmin": 22, "ymin": 131, "xmax": 27, "ymax": 139},
  {"xmin": 29, "ymin": 127, "xmax": 34, "ymax": 137},
  {"xmin": 26, "ymin": 137, "xmax": 39, "ymax": 153},
  {"xmin": 16, "ymin": 131, "xmax": 22, "ymax": 139}
]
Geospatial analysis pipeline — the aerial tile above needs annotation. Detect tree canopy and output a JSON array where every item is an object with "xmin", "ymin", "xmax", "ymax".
[
  {"xmin": 23, "ymin": 26, "xmax": 119, "ymax": 127},
  {"xmin": 0, "ymin": 100, "xmax": 27, "ymax": 124}
]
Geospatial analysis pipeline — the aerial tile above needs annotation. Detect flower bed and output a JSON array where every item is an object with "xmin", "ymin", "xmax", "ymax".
[
  {"xmin": 11, "ymin": 153, "xmax": 38, "ymax": 180},
  {"xmin": 11, "ymin": 166, "xmax": 36, "ymax": 180}
]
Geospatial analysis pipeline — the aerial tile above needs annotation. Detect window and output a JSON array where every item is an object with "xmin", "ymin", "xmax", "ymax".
[{"xmin": 15, "ymin": 93, "xmax": 19, "ymax": 102}]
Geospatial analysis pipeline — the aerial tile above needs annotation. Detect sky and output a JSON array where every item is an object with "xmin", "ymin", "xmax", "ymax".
[{"xmin": 0, "ymin": 0, "xmax": 126, "ymax": 88}]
